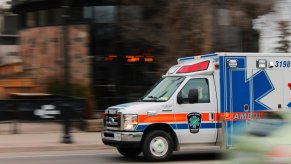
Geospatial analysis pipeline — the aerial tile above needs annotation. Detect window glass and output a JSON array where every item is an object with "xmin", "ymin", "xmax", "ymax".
[
  {"xmin": 0, "ymin": 36, "xmax": 17, "ymax": 45},
  {"xmin": 26, "ymin": 12, "xmax": 36, "ymax": 27},
  {"xmin": 3, "ymin": 15, "xmax": 18, "ymax": 34},
  {"xmin": 38, "ymin": 10, "xmax": 47, "ymax": 26},
  {"xmin": 120, "ymin": 6, "xmax": 142, "ymax": 22},
  {"xmin": 46, "ymin": 9, "xmax": 53, "ymax": 25},
  {"xmin": 93, "ymin": 6, "xmax": 117, "ymax": 23},
  {"xmin": 178, "ymin": 78, "xmax": 210, "ymax": 103},
  {"xmin": 69, "ymin": 7, "xmax": 85, "ymax": 23},
  {"xmin": 84, "ymin": 6, "xmax": 93, "ymax": 19},
  {"xmin": 142, "ymin": 76, "xmax": 185, "ymax": 102},
  {"xmin": 53, "ymin": 8, "xmax": 63, "ymax": 25},
  {"xmin": 94, "ymin": 25, "xmax": 115, "ymax": 39}
]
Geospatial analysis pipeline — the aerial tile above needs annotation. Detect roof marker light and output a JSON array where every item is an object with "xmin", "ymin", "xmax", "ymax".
[
  {"xmin": 256, "ymin": 59, "xmax": 267, "ymax": 69},
  {"xmin": 177, "ymin": 61, "xmax": 210, "ymax": 73},
  {"xmin": 227, "ymin": 59, "xmax": 238, "ymax": 69}
]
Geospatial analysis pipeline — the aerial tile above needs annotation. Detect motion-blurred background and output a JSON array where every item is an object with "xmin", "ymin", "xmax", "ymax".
[{"xmin": 0, "ymin": 0, "xmax": 290, "ymax": 119}]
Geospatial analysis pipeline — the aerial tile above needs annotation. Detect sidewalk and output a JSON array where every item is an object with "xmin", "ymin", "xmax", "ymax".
[{"xmin": 0, "ymin": 122, "xmax": 112, "ymax": 153}]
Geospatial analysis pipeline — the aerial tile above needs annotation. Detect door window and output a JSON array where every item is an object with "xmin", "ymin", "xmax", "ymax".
[{"xmin": 178, "ymin": 78, "xmax": 210, "ymax": 104}]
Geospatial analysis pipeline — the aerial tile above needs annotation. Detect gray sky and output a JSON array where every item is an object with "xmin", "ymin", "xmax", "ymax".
[{"xmin": 253, "ymin": 0, "xmax": 291, "ymax": 52}]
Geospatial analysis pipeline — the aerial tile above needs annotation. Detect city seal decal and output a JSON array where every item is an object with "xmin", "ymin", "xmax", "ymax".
[{"xmin": 187, "ymin": 112, "xmax": 202, "ymax": 133}]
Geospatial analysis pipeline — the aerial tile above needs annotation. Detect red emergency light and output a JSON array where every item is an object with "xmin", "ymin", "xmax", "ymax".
[{"xmin": 177, "ymin": 61, "xmax": 210, "ymax": 73}]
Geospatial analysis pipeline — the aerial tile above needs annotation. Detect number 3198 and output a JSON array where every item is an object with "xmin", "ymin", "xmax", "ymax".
[{"xmin": 275, "ymin": 61, "xmax": 291, "ymax": 67}]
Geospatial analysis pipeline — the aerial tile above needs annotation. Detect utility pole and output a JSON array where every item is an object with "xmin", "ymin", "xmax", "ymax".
[{"xmin": 61, "ymin": 0, "xmax": 72, "ymax": 144}]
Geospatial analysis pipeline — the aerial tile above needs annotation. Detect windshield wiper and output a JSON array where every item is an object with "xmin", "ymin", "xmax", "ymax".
[
  {"xmin": 145, "ymin": 96, "xmax": 166, "ymax": 102},
  {"xmin": 148, "ymin": 96, "xmax": 159, "ymax": 100}
]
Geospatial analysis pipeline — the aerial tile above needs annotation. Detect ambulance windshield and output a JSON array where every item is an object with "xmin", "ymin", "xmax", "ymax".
[{"xmin": 141, "ymin": 76, "xmax": 185, "ymax": 102}]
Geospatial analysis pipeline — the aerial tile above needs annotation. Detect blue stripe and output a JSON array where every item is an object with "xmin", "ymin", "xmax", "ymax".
[
  {"xmin": 136, "ymin": 125, "xmax": 147, "ymax": 131},
  {"xmin": 201, "ymin": 123, "xmax": 219, "ymax": 129},
  {"xmin": 177, "ymin": 54, "xmax": 217, "ymax": 63},
  {"xmin": 175, "ymin": 123, "xmax": 220, "ymax": 129},
  {"xmin": 175, "ymin": 124, "xmax": 188, "ymax": 129},
  {"xmin": 177, "ymin": 56, "xmax": 195, "ymax": 62},
  {"xmin": 200, "ymin": 53, "xmax": 217, "ymax": 58},
  {"xmin": 136, "ymin": 123, "xmax": 220, "ymax": 131}
]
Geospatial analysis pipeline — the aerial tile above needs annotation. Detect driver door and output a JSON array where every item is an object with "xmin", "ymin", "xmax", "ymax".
[{"xmin": 174, "ymin": 76, "xmax": 218, "ymax": 144}]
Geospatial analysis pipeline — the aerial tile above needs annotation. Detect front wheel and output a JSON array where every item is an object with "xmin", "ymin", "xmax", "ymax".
[
  {"xmin": 117, "ymin": 147, "xmax": 141, "ymax": 157},
  {"xmin": 142, "ymin": 130, "xmax": 174, "ymax": 162}
]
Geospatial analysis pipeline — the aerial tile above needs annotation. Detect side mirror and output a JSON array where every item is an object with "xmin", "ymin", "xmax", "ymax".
[{"xmin": 188, "ymin": 89, "xmax": 198, "ymax": 104}]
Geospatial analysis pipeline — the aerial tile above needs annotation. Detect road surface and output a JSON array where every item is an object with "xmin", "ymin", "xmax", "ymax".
[{"xmin": 0, "ymin": 149, "xmax": 226, "ymax": 164}]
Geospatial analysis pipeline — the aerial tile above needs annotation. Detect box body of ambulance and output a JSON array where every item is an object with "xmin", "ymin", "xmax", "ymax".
[{"xmin": 102, "ymin": 52, "xmax": 291, "ymax": 161}]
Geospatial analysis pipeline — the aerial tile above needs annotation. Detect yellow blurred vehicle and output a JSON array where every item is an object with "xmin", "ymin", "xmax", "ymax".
[{"xmin": 227, "ymin": 111, "xmax": 291, "ymax": 164}]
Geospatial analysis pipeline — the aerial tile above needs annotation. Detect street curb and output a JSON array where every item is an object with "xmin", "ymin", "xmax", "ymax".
[{"xmin": 0, "ymin": 145, "xmax": 114, "ymax": 153}]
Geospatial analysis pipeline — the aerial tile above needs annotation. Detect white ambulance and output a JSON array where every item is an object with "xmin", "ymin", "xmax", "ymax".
[{"xmin": 102, "ymin": 52, "xmax": 291, "ymax": 161}]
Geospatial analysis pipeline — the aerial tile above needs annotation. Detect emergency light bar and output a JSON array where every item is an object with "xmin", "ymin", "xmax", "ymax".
[{"xmin": 177, "ymin": 61, "xmax": 210, "ymax": 73}]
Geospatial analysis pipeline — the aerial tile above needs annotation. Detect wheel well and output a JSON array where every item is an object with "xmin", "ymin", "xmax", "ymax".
[{"xmin": 142, "ymin": 123, "xmax": 179, "ymax": 150}]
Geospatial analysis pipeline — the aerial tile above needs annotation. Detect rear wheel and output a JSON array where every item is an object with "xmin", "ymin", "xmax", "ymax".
[
  {"xmin": 117, "ymin": 147, "xmax": 141, "ymax": 157},
  {"xmin": 142, "ymin": 130, "xmax": 174, "ymax": 162}
]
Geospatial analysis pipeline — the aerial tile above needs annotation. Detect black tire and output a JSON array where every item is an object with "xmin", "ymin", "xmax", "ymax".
[
  {"xmin": 142, "ymin": 130, "xmax": 174, "ymax": 162},
  {"xmin": 117, "ymin": 147, "xmax": 141, "ymax": 157}
]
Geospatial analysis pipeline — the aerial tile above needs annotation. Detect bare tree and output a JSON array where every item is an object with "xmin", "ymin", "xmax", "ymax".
[
  {"xmin": 275, "ymin": 21, "xmax": 290, "ymax": 53},
  {"xmin": 120, "ymin": 0, "xmax": 213, "ymax": 74}
]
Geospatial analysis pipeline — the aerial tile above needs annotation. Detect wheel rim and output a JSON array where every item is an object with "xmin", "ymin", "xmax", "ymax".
[{"xmin": 149, "ymin": 136, "xmax": 168, "ymax": 157}]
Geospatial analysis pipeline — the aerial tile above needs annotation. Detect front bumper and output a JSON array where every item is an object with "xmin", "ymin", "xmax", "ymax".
[{"xmin": 102, "ymin": 130, "xmax": 143, "ymax": 148}]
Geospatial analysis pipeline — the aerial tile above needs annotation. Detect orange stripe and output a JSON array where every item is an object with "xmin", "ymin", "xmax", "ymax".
[
  {"xmin": 139, "ymin": 111, "xmax": 267, "ymax": 123},
  {"xmin": 174, "ymin": 114, "xmax": 187, "ymax": 122},
  {"xmin": 139, "ymin": 113, "xmax": 219, "ymax": 123},
  {"xmin": 139, "ymin": 114, "xmax": 176, "ymax": 123}
]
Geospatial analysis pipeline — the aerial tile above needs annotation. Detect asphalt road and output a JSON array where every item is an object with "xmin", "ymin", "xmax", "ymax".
[{"xmin": 0, "ymin": 149, "xmax": 225, "ymax": 164}]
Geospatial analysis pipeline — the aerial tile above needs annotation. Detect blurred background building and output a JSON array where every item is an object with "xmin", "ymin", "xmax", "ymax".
[
  {"xmin": 0, "ymin": 2, "xmax": 38, "ymax": 100},
  {"xmin": 7, "ymin": 0, "xmax": 274, "ymax": 117},
  {"xmin": 0, "ymin": 0, "xmax": 20, "ymax": 66},
  {"xmin": 0, "ymin": 12, "xmax": 19, "ymax": 64}
]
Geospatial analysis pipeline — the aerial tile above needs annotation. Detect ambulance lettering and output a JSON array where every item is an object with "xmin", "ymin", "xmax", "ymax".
[{"xmin": 232, "ymin": 112, "xmax": 262, "ymax": 120}]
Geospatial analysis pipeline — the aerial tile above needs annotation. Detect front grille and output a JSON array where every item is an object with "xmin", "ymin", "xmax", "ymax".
[
  {"xmin": 104, "ymin": 108, "xmax": 121, "ymax": 129},
  {"xmin": 105, "ymin": 114, "xmax": 120, "ymax": 128}
]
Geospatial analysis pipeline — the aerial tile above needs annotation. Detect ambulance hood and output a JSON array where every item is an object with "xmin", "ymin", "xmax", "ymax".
[{"xmin": 106, "ymin": 101, "xmax": 170, "ymax": 114}]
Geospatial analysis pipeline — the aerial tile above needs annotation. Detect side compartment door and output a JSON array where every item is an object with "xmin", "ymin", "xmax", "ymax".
[
  {"xmin": 173, "ymin": 76, "xmax": 218, "ymax": 144},
  {"xmin": 251, "ymin": 69, "xmax": 283, "ymax": 112}
]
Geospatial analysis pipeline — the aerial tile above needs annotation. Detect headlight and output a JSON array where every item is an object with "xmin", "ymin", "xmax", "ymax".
[{"xmin": 123, "ymin": 114, "xmax": 138, "ymax": 130}]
